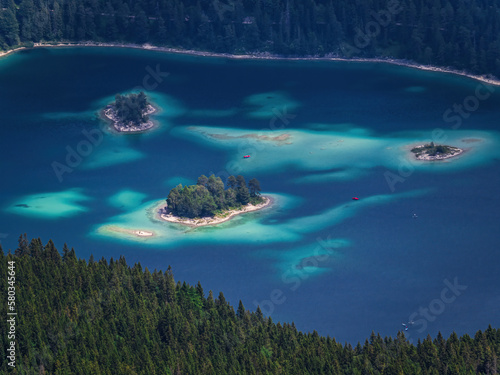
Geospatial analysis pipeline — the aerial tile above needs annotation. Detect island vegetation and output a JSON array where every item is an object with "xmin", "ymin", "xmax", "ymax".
[
  {"xmin": 411, "ymin": 142, "xmax": 463, "ymax": 161},
  {"xmin": 1, "ymin": 0, "xmax": 500, "ymax": 79},
  {"xmin": 165, "ymin": 174, "xmax": 265, "ymax": 220},
  {"xmin": 103, "ymin": 91, "xmax": 156, "ymax": 132},
  {"xmin": 1, "ymin": 236, "xmax": 500, "ymax": 374}
]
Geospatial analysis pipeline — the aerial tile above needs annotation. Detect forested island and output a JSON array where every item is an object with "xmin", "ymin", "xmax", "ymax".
[
  {"xmin": 1, "ymin": 0, "xmax": 500, "ymax": 79},
  {"xmin": 103, "ymin": 91, "xmax": 156, "ymax": 132},
  {"xmin": 160, "ymin": 174, "xmax": 269, "ymax": 226},
  {"xmin": 1, "ymin": 236, "xmax": 500, "ymax": 374},
  {"xmin": 411, "ymin": 142, "xmax": 463, "ymax": 161}
]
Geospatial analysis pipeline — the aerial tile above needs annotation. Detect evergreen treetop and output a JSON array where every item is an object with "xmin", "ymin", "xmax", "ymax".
[
  {"xmin": 112, "ymin": 91, "xmax": 150, "ymax": 125},
  {"xmin": 1, "ymin": 0, "xmax": 499, "ymax": 77},
  {"xmin": 166, "ymin": 174, "xmax": 263, "ymax": 218},
  {"xmin": 1, "ymin": 237, "xmax": 499, "ymax": 374}
]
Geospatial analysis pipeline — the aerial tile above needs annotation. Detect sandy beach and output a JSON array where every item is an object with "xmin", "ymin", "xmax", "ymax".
[
  {"xmin": 154, "ymin": 196, "xmax": 272, "ymax": 227},
  {"xmin": 15, "ymin": 41, "xmax": 498, "ymax": 87},
  {"xmin": 101, "ymin": 225, "xmax": 156, "ymax": 238},
  {"xmin": 0, "ymin": 46, "xmax": 26, "ymax": 58}
]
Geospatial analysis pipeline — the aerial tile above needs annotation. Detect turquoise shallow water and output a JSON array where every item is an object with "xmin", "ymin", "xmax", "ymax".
[{"xmin": 1, "ymin": 47, "xmax": 499, "ymax": 343}]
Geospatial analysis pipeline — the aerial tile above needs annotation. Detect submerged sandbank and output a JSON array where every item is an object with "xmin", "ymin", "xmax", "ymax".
[
  {"xmin": 154, "ymin": 196, "xmax": 273, "ymax": 227},
  {"xmin": 100, "ymin": 225, "xmax": 155, "ymax": 238}
]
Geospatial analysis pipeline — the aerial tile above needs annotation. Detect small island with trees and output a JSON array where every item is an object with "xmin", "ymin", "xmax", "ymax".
[
  {"xmin": 411, "ymin": 142, "xmax": 463, "ymax": 160},
  {"xmin": 158, "ymin": 174, "xmax": 270, "ymax": 227},
  {"xmin": 103, "ymin": 91, "xmax": 157, "ymax": 132}
]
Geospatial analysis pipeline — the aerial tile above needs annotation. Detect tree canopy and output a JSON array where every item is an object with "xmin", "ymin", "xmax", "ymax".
[
  {"xmin": 112, "ymin": 91, "xmax": 150, "ymax": 126},
  {"xmin": 1, "ymin": 236, "xmax": 500, "ymax": 374},
  {"xmin": 1, "ymin": 0, "xmax": 500, "ymax": 77},
  {"xmin": 166, "ymin": 174, "xmax": 263, "ymax": 218}
]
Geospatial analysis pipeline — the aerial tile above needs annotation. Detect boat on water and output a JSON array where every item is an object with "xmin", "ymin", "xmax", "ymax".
[
  {"xmin": 243, "ymin": 155, "xmax": 251, "ymax": 158},
  {"xmin": 352, "ymin": 197, "xmax": 359, "ymax": 200}
]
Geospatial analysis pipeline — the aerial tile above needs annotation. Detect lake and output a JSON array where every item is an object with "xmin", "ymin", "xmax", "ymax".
[{"xmin": 1, "ymin": 47, "xmax": 499, "ymax": 344}]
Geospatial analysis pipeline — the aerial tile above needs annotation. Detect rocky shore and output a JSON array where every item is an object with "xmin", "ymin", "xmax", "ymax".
[
  {"xmin": 103, "ymin": 103, "xmax": 157, "ymax": 133},
  {"xmin": 411, "ymin": 143, "xmax": 464, "ymax": 161}
]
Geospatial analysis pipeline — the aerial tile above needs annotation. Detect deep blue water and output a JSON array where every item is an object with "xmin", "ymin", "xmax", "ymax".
[{"xmin": 1, "ymin": 47, "xmax": 499, "ymax": 344}]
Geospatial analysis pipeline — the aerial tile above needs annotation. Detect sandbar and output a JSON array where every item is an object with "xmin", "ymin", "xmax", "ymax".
[
  {"xmin": 101, "ymin": 225, "xmax": 156, "ymax": 237},
  {"xmin": 461, "ymin": 138, "xmax": 482, "ymax": 144},
  {"xmin": 186, "ymin": 127, "xmax": 292, "ymax": 145}
]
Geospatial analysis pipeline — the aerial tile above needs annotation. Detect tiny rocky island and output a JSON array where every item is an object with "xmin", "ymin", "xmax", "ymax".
[
  {"xmin": 411, "ymin": 142, "xmax": 463, "ymax": 160},
  {"xmin": 103, "ymin": 91, "xmax": 156, "ymax": 132},
  {"xmin": 158, "ymin": 174, "xmax": 270, "ymax": 227}
]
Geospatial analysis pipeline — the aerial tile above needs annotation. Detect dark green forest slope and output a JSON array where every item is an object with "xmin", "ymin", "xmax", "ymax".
[
  {"xmin": 1, "ymin": 0, "xmax": 500, "ymax": 77},
  {"xmin": 1, "ymin": 237, "xmax": 499, "ymax": 374}
]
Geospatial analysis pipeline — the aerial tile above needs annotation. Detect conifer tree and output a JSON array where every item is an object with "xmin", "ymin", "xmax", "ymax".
[
  {"xmin": 2, "ymin": 237, "xmax": 500, "ymax": 373},
  {"xmin": 248, "ymin": 178, "xmax": 261, "ymax": 197},
  {"xmin": 237, "ymin": 300, "xmax": 246, "ymax": 319}
]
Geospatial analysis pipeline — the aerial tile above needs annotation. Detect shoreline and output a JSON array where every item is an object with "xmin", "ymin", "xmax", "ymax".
[
  {"xmin": 0, "ymin": 46, "xmax": 27, "ymax": 59},
  {"xmin": 409, "ymin": 144, "xmax": 465, "ymax": 161},
  {"xmin": 1, "ymin": 42, "xmax": 498, "ymax": 87},
  {"xmin": 102, "ymin": 103, "xmax": 157, "ymax": 133},
  {"xmin": 154, "ymin": 195, "xmax": 273, "ymax": 227}
]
